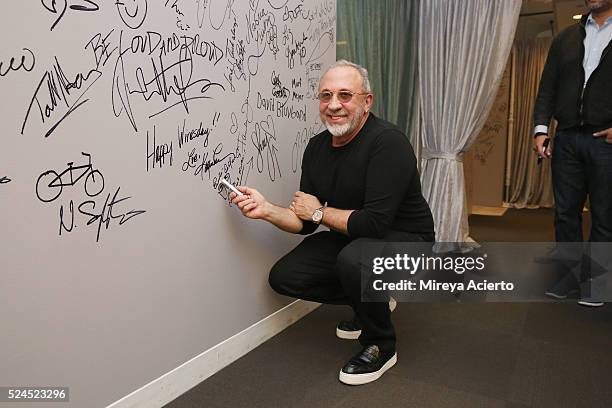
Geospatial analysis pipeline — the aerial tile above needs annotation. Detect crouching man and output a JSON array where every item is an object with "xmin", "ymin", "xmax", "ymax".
[{"xmin": 231, "ymin": 60, "xmax": 435, "ymax": 384}]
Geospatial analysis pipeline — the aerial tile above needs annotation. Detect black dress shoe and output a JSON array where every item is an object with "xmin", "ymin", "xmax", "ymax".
[{"xmin": 339, "ymin": 345, "xmax": 397, "ymax": 385}]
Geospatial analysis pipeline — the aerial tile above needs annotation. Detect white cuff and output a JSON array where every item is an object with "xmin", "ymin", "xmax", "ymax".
[{"xmin": 534, "ymin": 125, "xmax": 549, "ymax": 136}]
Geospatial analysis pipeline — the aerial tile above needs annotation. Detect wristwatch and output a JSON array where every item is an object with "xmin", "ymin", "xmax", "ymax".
[{"xmin": 312, "ymin": 202, "xmax": 327, "ymax": 224}]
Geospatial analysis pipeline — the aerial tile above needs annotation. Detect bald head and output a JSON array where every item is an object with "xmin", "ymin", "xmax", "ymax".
[{"xmin": 320, "ymin": 60, "xmax": 371, "ymax": 94}]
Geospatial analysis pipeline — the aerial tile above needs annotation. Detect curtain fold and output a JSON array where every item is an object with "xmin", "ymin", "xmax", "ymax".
[
  {"xmin": 418, "ymin": 0, "xmax": 521, "ymax": 246},
  {"xmin": 506, "ymin": 38, "xmax": 554, "ymax": 208},
  {"xmin": 336, "ymin": 0, "xmax": 420, "ymax": 152}
]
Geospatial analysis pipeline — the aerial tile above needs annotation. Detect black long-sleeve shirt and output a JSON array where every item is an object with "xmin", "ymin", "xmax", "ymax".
[{"xmin": 298, "ymin": 114, "xmax": 434, "ymax": 239}]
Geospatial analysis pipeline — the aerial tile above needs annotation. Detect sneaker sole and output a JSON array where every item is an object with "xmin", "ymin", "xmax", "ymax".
[
  {"xmin": 544, "ymin": 291, "xmax": 567, "ymax": 299},
  {"xmin": 544, "ymin": 288, "xmax": 578, "ymax": 300},
  {"xmin": 577, "ymin": 300, "xmax": 604, "ymax": 307},
  {"xmin": 336, "ymin": 300, "xmax": 395, "ymax": 341},
  {"xmin": 389, "ymin": 297, "xmax": 397, "ymax": 312},
  {"xmin": 336, "ymin": 328, "xmax": 361, "ymax": 340},
  {"xmin": 338, "ymin": 353, "xmax": 397, "ymax": 385}
]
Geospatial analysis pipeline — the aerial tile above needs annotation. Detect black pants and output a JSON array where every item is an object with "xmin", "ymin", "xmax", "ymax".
[
  {"xmin": 269, "ymin": 230, "xmax": 431, "ymax": 353},
  {"xmin": 552, "ymin": 129, "xmax": 612, "ymax": 242},
  {"xmin": 551, "ymin": 129, "xmax": 612, "ymax": 297}
]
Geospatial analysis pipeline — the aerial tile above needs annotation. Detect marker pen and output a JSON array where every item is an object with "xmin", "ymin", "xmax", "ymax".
[
  {"xmin": 220, "ymin": 178, "xmax": 244, "ymax": 196},
  {"xmin": 537, "ymin": 138, "xmax": 550, "ymax": 165}
]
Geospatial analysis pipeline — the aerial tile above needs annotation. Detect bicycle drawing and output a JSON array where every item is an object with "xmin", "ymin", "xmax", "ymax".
[{"xmin": 36, "ymin": 152, "xmax": 105, "ymax": 202}]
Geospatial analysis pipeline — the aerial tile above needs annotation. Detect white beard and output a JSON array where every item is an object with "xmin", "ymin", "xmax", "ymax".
[
  {"xmin": 323, "ymin": 105, "xmax": 365, "ymax": 137},
  {"xmin": 326, "ymin": 121, "xmax": 352, "ymax": 137}
]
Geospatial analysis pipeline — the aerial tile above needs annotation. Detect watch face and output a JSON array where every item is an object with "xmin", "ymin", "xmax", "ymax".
[{"xmin": 312, "ymin": 209, "xmax": 323, "ymax": 223}]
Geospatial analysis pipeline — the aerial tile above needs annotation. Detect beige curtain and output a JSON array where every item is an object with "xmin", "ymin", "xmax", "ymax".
[
  {"xmin": 418, "ymin": 0, "xmax": 521, "ymax": 246},
  {"xmin": 506, "ymin": 38, "xmax": 554, "ymax": 208}
]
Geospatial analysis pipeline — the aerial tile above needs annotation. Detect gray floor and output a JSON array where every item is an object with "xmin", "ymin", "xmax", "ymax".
[{"xmin": 166, "ymin": 209, "xmax": 612, "ymax": 408}]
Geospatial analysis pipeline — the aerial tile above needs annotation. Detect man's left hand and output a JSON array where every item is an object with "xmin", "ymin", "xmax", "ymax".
[
  {"xmin": 593, "ymin": 128, "xmax": 612, "ymax": 143},
  {"xmin": 290, "ymin": 191, "xmax": 321, "ymax": 221}
]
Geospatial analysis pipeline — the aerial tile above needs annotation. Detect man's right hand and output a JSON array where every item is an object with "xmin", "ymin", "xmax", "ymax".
[
  {"xmin": 230, "ymin": 186, "xmax": 305, "ymax": 233},
  {"xmin": 231, "ymin": 186, "xmax": 268, "ymax": 220},
  {"xmin": 534, "ymin": 134, "xmax": 552, "ymax": 160}
]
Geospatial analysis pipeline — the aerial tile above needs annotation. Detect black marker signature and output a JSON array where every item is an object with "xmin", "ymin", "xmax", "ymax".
[
  {"xmin": 282, "ymin": 3, "xmax": 313, "ymax": 23},
  {"xmin": 128, "ymin": 46, "xmax": 225, "ymax": 119},
  {"xmin": 59, "ymin": 187, "xmax": 146, "ymax": 242},
  {"xmin": 177, "ymin": 119, "xmax": 211, "ymax": 149},
  {"xmin": 224, "ymin": 16, "xmax": 247, "ymax": 92},
  {"xmin": 165, "ymin": 0, "xmax": 190, "ymax": 31},
  {"xmin": 112, "ymin": 30, "xmax": 138, "ymax": 130},
  {"xmin": 22, "ymin": 31, "xmax": 116, "ymax": 137},
  {"xmin": 111, "ymin": 30, "xmax": 225, "ymax": 127},
  {"xmin": 209, "ymin": 0, "xmax": 235, "ymax": 31},
  {"xmin": 116, "ymin": 0, "xmax": 148, "ymax": 30},
  {"xmin": 286, "ymin": 33, "xmax": 307, "ymax": 69},
  {"xmin": 86, "ymin": 29, "xmax": 118, "ymax": 71},
  {"xmin": 79, "ymin": 186, "xmax": 146, "ymax": 242},
  {"xmin": 251, "ymin": 115, "xmax": 281, "ymax": 181},
  {"xmin": 266, "ymin": 0, "xmax": 288, "ymax": 10},
  {"xmin": 305, "ymin": 29, "xmax": 333, "ymax": 65},
  {"xmin": 246, "ymin": 4, "xmax": 279, "ymax": 57},
  {"xmin": 182, "ymin": 144, "xmax": 236, "ymax": 181},
  {"xmin": 0, "ymin": 48, "xmax": 36, "ymax": 78},
  {"xmin": 196, "ymin": 0, "xmax": 209, "ymax": 28},
  {"xmin": 271, "ymin": 70, "xmax": 290, "ymax": 105},
  {"xmin": 42, "ymin": 0, "xmax": 100, "ymax": 31},
  {"xmin": 0, "ymin": 176, "xmax": 11, "ymax": 185},
  {"xmin": 146, "ymin": 126, "xmax": 173, "ymax": 171}
]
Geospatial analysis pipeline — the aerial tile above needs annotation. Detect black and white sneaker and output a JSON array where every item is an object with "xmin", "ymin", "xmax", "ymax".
[
  {"xmin": 336, "ymin": 317, "xmax": 362, "ymax": 339},
  {"xmin": 544, "ymin": 274, "xmax": 579, "ymax": 299},
  {"xmin": 577, "ymin": 279, "xmax": 605, "ymax": 307},
  {"xmin": 577, "ymin": 298, "xmax": 604, "ymax": 307},
  {"xmin": 578, "ymin": 296, "xmax": 604, "ymax": 307},
  {"xmin": 339, "ymin": 345, "xmax": 397, "ymax": 385},
  {"xmin": 336, "ymin": 298, "xmax": 397, "ymax": 340}
]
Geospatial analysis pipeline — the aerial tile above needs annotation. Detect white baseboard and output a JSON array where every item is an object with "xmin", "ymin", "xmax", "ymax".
[{"xmin": 106, "ymin": 300, "xmax": 321, "ymax": 408}]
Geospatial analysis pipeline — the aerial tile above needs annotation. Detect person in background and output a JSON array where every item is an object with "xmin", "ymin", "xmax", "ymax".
[{"xmin": 533, "ymin": 0, "xmax": 612, "ymax": 307}]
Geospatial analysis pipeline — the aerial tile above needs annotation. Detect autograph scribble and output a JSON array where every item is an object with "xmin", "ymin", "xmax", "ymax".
[
  {"xmin": 41, "ymin": 0, "xmax": 100, "ymax": 31},
  {"xmin": 291, "ymin": 124, "xmax": 320, "ymax": 172},
  {"xmin": 21, "ymin": 30, "xmax": 116, "ymax": 137},
  {"xmin": 182, "ymin": 143, "xmax": 236, "ymax": 181},
  {"xmin": 111, "ymin": 30, "xmax": 226, "ymax": 130},
  {"xmin": 251, "ymin": 115, "xmax": 281, "ymax": 181},
  {"xmin": 165, "ymin": 0, "xmax": 190, "ymax": 31},
  {"xmin": 59, "ymin": 186, "xmax": 146, "ymax": 242},
  {"xmin": 129, "ymin": 51, "xmax": 226, "ymax": 119},
  {"xmin": 0, "ymin": 176, "xmax": 12, "ymax": 185},
  {"xmin": 116, "ymin": 0, "xmax": 148, "ymax": 29},
  {"xmin": 147, "ymin": 126, "xmax": 173, "ymax": 171},
  {"xmin": 0, "ymin": 48, "xmax": 36, "ymax": 78},
  {"xmin": 16, "ymin": 0, "xmax": 338, "ymax": 230},
  {"xmin": 35, "ymin": 153, "xmax": 145, "ymax": 242},
  {"xmin": 196, "ymin": 0, "xmax": 209, "ymax": 28}
]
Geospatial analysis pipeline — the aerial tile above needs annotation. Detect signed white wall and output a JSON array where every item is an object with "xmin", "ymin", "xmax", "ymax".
[{"xmin": 0, "ymin": 1, "xmax": 335, "ymax": 406}]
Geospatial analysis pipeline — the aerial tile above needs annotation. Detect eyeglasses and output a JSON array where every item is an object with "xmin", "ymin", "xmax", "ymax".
[{"xmin": 317, "ymin": 90, "xmax": 369, "ymax": 103}]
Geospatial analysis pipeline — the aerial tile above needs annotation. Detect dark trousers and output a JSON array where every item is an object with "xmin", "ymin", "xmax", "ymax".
[
  {"xmin": 269, "ymin": 230, "xmax": 430, "ymax": 353},
  {"xmin": 551, "ymin": 129, "xmax": 612, "ymax": 296},
  {"xmin": 552, "ymin": 129, "xmax": 612, "ymax": 242}
]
